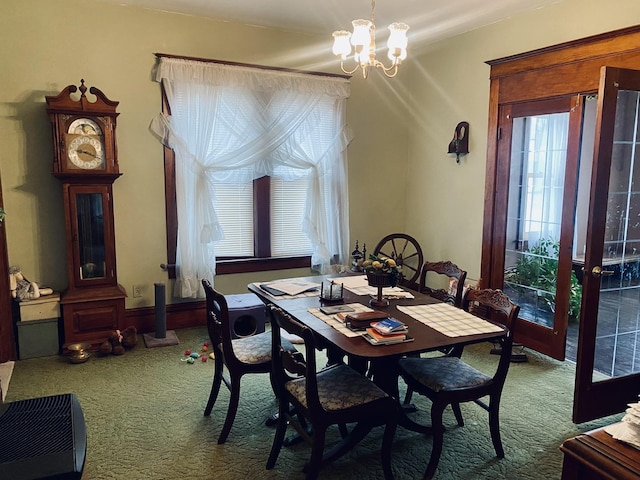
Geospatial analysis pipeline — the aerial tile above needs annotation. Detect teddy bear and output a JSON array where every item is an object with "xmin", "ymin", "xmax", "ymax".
[
  {"xmin": 121, "ymin": 326, "xmax": 138, "ymax": 349},
  {"xmin": 9, "ymin": 266, "xmax": 54, "ymax": 302},
  {"xmin": 98, "ymin": 326, "xmax": 137, "ymax": 356}
]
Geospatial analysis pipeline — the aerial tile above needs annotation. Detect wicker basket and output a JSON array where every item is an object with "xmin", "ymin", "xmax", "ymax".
[{"xmin": 366, "ymin": 272, "xmax": 394, "ymax": 287}]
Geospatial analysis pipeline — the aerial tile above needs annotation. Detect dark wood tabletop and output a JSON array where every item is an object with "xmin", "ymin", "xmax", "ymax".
[{"xmin": 249, "ymin": 274, "xmax": 506, "ymax": 363}]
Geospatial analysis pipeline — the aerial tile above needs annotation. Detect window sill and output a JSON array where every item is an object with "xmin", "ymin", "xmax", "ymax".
[{"xmin": 215, "ymin": 256, "xmax": 312, "ymax": 275}]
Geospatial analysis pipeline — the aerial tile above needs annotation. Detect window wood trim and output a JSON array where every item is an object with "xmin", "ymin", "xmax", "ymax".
[{"xmin": 157, "ymin": 56, "xmax": 338, "ymax": 278}]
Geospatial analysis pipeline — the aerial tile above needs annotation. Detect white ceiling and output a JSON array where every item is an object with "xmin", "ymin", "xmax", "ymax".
[{"xmin": 104, "ymin": 0, "xmax": 562, "ymax": 48}]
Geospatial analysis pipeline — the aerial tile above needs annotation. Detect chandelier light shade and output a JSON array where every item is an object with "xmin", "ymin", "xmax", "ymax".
[{"xmin": 332, "ymin": 0, "xmax": 409, "ymax": 78}]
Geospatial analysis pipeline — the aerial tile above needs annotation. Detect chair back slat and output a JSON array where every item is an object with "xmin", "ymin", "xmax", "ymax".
[
  {"xmin": 463, "ymin": 288, "xmax": 520, "ymax": 382},
  {"xmin": 202, "ymin": 279, "xmax": 239, "ymax": 367},
  {"xmin": 420, "ymin": 260, "xmax": 468, "ymax": 307}
]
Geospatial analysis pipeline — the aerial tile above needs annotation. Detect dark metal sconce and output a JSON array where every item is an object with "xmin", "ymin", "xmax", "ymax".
[{"xmin": 448, "ymin": 121, "xmax": 469, "ymax": 163}]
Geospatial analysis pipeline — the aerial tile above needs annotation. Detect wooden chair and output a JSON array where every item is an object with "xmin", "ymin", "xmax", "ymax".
[
  {"xmin": 266, "ymin": 305, "xmax": 399, "ymax": 480},
  {"xmin": 201, "ymin": 279, "xmax": 295, "ymax": 444},
  {"xmin": 403, "ymin": 260, "xmax": 468, "ymax": 405},
  {"xmin": 397, "ymin": 288, "xmax": 520, "ymax": 480},
  {"xmin": 419, "ymin": 260, "xmax": 468, "ymax": 308}
]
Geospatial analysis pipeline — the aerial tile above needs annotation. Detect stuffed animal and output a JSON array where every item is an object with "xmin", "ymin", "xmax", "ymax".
[
  {"xmin": 108, "ymin": 330, "xmax": 125, "ymax": 355},
  {"xmin": 121, "ymin": 326, "xmax": 138, "ymax": 349},
  {"xmin": 9, "ymin": 266, "xmax": 54, "ymax": 302},
  {"xmin": 98, "ymin": 326, "xmax": 137, "ymax": 356}
]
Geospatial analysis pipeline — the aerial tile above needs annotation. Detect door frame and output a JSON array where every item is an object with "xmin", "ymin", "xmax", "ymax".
[{"xmin": 484, "ymin": 25, "xmax": 640, "ymax": 422}]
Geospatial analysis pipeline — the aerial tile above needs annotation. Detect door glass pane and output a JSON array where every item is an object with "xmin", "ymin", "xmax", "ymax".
[
  {"xmin": 594, "ymin": 89, "xmax": 640, "ymax": 378},
  {"xmin": 503, "ymin": 112, "xmax": 572, "ymax": 327},
  {"xmin": 77, "ymin": 193, "xmax": 106, "ymax": 279}
]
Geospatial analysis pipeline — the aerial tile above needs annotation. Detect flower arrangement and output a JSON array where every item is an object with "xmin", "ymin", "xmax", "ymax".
[{"xmin": 362, "ymin": 254, "xmax": 402, "ymax": 287}]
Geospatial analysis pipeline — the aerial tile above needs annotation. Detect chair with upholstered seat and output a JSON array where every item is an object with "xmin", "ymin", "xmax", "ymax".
[
  {"xmin": 403, "ymin": 260, "xmax": 468, "ymax": 405},
  {"xmin": 201, "ymin": 278, "xmax": 295, "ymax": 444},
  {"xmin": 397, "ymin": 288, "xmax": 520, "ymax": 480},
  {"xmin": 266, "ymin": 305, "xmax": 399, "ymax": 480}
]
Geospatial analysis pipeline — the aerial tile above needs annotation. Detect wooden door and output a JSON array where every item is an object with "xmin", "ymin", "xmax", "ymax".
[
  {"xmin": 488, "ymin": 96, "xmax": 583, "ymax": 360},
  {"xmin": 573, "ymin": 67, "xmax": 640, "ymax": 423},
  {"xmin": 0, "ymin": 175, "xmax": 16, "ymax": 362}
]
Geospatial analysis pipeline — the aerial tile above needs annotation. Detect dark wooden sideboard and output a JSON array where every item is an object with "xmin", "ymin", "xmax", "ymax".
[{"xmin": 560, "ymin": 426, "xmax": 640, "ymax": 480}]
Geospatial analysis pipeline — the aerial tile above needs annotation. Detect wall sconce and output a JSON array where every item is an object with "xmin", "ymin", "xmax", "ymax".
[{"xmin": 448, "ymin": 121, "xmax": 469, "ymax": 163}]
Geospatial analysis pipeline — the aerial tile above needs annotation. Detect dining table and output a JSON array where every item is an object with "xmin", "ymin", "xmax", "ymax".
[{"xmin": 249, "ymin": 273, "xmax": 507, "ymax": 429}]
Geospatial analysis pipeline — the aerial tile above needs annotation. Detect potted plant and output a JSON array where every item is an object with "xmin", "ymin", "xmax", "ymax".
[{"xmin": 505, "ymin": 238, "xmax": 582, "ymax": 321}]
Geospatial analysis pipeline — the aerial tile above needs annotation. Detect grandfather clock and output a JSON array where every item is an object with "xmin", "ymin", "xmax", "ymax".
[{"xmin": 46, "ymin": 79, "xmax": 126, "ymax": 348}]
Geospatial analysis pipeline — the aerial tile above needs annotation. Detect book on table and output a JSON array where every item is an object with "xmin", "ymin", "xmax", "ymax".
[
  {"xmin": 363, "ymin": 327, "xmax": 413, "ymax": 345},
  {"xmin": 343, "ymin": 310, "xmax": 389, "ymax": 329},
  {"xmin": 371, "ymin": 317, "xmax": 407, "ymax": 334}
]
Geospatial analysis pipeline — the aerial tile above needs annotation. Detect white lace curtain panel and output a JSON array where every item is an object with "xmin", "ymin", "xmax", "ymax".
[{"xmin": 150, "ymin": 57, "xmax": 353, "ymax": 298}]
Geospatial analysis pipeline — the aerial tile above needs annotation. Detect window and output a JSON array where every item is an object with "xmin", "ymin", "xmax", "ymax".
[
  {"xmin": 213, "ymin": 176, "xmax": 312, "ymax": 259},
  {"xmin": 151, "ymin": 55, "xmax": 352, "ymax": 298}
]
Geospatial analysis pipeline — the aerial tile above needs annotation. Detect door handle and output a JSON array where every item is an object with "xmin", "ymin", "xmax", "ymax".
[{"xmin": 591, "ymin": 266, "xmax": 615, "ymax": 278}]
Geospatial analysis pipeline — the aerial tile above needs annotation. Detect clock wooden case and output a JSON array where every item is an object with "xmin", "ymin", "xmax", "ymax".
[{"xmin": 46, "ymin": 80, "xmax": 126, "ymax": 348}]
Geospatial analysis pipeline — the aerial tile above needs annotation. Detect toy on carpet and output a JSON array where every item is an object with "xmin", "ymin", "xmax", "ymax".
[
  {"xmin": 98, "ymin": 326, "xmax": 138, "ymax": 356},
  {"xmin": 9, "ymin": 266, "xmax": 54, "ymax": 302},
  {"xmin": 182, "ymin": 342, "xmax": 212, "ymax": 364}
]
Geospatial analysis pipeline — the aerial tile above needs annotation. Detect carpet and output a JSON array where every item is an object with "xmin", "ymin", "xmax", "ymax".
[
  {"xmin": 0, "ymin": 361, "xmax": 14, "ymax": 402},
  {"xmin": 4, "ymin": 327, "xmax": 621, "ymax": 479}
]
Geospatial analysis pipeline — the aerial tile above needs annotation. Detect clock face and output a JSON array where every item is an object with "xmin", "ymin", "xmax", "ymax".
[
  {"xmin": 68, "ymin": 117, "xmax": 102, "ymax": 136},
  {"xmin": 67, "ymin": 134, "xmax": 105, "ymax": 169}
]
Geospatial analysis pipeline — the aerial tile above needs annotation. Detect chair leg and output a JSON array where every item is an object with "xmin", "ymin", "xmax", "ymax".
[
  {"xmin": 381, "ymin": 416, "xmax": 398, "ymax": 480},
  {"xmin": 424, "ymin": 402, "xmax": 446, "ymax": 480},
  {"xmin": 451, "ymin": 402, "xmax": 464, "ymax": 427},
  {"xmin": 204, "ymin": 353, "xmax": 224, "ymax": 416},
  {"xmin": 488, "ymin": 395, "xmax": 504, "ymax": 458},
  {"xmin": 403, "ymin": 387, "xmax": 414, "ymax": 405},
  {"xmin": 266, "ymin": 401, "xmax": 289, "ymax": 470},
  {"xmin": 217, "ymin": 374, "xmax": 241, "ymax": 444},
  {"xmin": 304, "ymin": 426, "xmax": 326, "ymax": 480}
]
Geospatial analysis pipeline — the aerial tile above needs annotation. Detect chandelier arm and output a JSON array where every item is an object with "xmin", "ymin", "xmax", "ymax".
[{"xmin": 339, "ymin": 61, "xmax": 363, "ymax": 76}]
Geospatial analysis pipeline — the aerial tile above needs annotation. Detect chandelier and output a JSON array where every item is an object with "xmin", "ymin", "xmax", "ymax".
[{"xmin": 331, "ymin": 0, "xmax": 409, "ymax": 79}]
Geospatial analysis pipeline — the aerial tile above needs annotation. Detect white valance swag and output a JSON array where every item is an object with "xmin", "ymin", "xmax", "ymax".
[{"xmin": 150, "ymin": 57, "xmax": 352, "ymax": 298}]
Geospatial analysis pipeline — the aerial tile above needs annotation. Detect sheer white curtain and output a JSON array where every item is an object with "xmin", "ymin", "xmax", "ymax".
[
  {"xmin": 150, "ymin": 57, "xmax": 352, "ymax": 298},
  {"xmin": 523, "ymin": 113, "xmax": 569, "ymax": 249}
]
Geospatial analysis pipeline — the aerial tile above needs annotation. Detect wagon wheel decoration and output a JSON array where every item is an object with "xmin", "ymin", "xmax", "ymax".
[{"xmin": 373, "ymin": 233, "xmax": 424, "ymax": 288}]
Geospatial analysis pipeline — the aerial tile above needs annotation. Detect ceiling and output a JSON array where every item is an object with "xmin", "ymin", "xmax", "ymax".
[{"xmin": 103, "ymin": 0, "xmax": 562, "ymax": 49}]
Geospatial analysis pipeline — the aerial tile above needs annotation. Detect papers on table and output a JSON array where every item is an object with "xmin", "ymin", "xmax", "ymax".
[
  {"xmin": 329, "ymin": 275, "xmax": 415, "ymax": 299},
  {"xmin": 605, "ymin": 398, "xmax": 640, "ymax": 450},
  {"xmin": 307, "ymin": 303, "xmax": 373, "ymax": 338},
  {"xmin": 397, "ymin": 303, "xmax": 504, "ymax": 337},
  {"xmin": 255, "ymin": 279, "xmax": 321, "ymax": 298}
]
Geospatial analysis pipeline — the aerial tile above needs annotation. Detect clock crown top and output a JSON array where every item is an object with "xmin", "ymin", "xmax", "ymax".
[{"xmin": 46, "ymin": 79, "xmax": 119, "ymax": 116}]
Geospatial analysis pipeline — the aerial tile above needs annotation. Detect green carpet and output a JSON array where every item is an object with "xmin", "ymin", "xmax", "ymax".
[{"xmin": 5, "ymin": 327, "xmax": 620, "ymax": 479}]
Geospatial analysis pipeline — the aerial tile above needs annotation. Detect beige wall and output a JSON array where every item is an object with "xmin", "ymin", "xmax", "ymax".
[
  {"xmin": 405, "ymin": 0, "xmax": 640, "ymax": 283},
  {"xmin": 0, "ymin": 0, "xmax": 408, "ymax": 306},
  {"xmin": 2, "ymin": 0, "xmax": 639, "ymax": 308}
]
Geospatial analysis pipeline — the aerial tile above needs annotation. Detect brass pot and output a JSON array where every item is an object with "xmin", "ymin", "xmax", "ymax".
[{"xmin": 66, "ymin": 343, "xmax": 92, "ymax": 364}]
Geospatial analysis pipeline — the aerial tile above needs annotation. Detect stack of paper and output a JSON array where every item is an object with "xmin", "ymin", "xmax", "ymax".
[{"xmin": 605, "ymin": 396, "xmax": 640, "ymax": 450}]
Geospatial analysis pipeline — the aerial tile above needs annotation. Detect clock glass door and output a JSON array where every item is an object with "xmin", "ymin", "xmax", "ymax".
[
  {"xmin": 68, "ymin": 184, "xmax": 115, "ymax": 287},
  {"xmin": 76, "ymin": 193, "xmax": 105, "ymax": 279}
]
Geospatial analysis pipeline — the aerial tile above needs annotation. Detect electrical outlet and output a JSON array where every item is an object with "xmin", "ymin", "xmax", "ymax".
[{"xmin": 132, "ymin": 284, "xmax": 143, "ymax": 298}]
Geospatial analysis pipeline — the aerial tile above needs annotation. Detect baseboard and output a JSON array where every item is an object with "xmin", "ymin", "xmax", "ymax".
[{"xmin": 124, "ymin": 300, "xmax": 206, "ymax": 333}]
